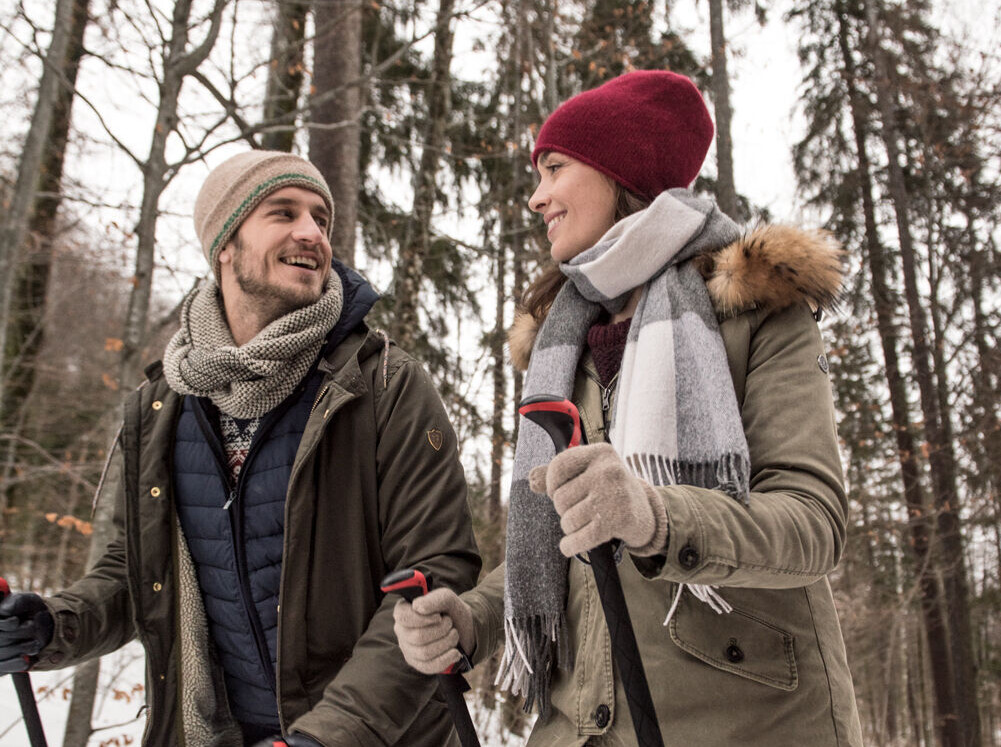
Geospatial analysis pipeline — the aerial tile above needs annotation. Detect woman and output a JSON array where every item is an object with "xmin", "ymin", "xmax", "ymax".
[{"xmin": 395, "ymin": 70, "xmax": 863, "ymax": 746}]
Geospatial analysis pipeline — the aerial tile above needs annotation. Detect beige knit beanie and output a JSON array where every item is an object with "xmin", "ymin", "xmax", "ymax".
[{"xmin": 193, "ymin": 150, "xmax": 334, "ymax": 270}]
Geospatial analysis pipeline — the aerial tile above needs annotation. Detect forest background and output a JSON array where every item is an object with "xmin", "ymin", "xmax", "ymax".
[{"xmin": 0, "ymin": 0, "xmax": 999, "ymax": 744}]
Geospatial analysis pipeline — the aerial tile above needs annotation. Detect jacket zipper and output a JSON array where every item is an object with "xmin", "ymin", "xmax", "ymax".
[
  {"xmin": 191, "ymin": 397, "xmax": 294, "ymax": 696},
  {"xmin": 583, "ymin": 368, "xmax": 620, "ymax": 433},
  {"xmin": 308, "ymin": 384, "xmax": 330, "ymax": 419}
]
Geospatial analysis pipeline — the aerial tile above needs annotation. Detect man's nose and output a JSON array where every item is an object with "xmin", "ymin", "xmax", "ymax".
[{"xmin": 292, "ymin": 214, "xmax": 324, "ymax": 243}]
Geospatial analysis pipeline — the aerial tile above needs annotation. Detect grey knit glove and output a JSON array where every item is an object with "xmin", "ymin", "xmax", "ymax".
[
  {"xmin": 393, "ymin": 588, "xmax": 474, "ymax": 675},
  {"xmin": 530, "ymin": 442, "xmax": 669, "ymax": 558}
]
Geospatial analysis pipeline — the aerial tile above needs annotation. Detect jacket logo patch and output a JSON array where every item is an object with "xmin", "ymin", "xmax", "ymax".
[{"xmin": 427, "ymin": 428, "xmax": 443, "ymax": 451}]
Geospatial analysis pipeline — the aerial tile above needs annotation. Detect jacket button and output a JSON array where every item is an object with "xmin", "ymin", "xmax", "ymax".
[
  {"xmin": 725, "ymin": 640, "xmax": 744, "ymax": 663},
  {"xmin": 678, "ymin": 543, "xmax": 700, "ymax": 569},
  {"xmin": 152, "ymin": 582, "xmax": 162, "ymax": 592},
  {"xmin": 64, "ymin": 624, "xmax": 78, "ymax": 644},
  {"xmin": 151, "ymin": 400, "xmax": 163, "ymax": 411},
  {"xmin": 594, "ymin": 703, "xmax": 610, "ymax": 728},
  {"xmin": 150, "ymin": 487, "xmax": 161, "ymax": 498}
]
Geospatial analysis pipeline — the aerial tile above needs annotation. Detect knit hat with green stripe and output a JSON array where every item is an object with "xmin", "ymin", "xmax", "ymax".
[{"xmin": 194, "ymin": 150, "xmax": 334, "ymax": 273}]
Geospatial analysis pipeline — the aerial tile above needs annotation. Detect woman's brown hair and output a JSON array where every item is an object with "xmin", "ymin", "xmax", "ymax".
[{"xmin": 519, "ymin": 185, "xmax": 650, "ymax": 323}]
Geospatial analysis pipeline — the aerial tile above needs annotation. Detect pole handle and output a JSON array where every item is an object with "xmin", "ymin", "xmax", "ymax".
[{"xmin": 0, "ymin": 577, "xmax": 49, "ymax": 747}]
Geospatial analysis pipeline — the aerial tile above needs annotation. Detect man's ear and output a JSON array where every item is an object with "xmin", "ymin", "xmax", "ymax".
[{"xmin": 217, "ymin": 241, "xmax": 235, "ymax": 266}]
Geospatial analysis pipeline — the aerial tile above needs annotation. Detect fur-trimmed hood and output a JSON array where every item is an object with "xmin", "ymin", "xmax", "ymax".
[{"xmin": 508, "ymin": 224, "xmax": 845, "ymax": 372}]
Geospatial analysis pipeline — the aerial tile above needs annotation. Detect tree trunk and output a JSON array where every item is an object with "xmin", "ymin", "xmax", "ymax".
[
  {"xmin": 389, "ymin": 0, "xmax": 456, "ymax": 351},
  {"xmin": 835, "ymin": 4, "xmax": 962, "ymax": 745},
  {"xmin": 261, "ymin": 0, "xmax": 309, "ymax": 152},
  {"xmin": 2, "ymin": 0, "xmax": 90, "ymax": 432},
  {"xmin": 0, "ymin": 0, "xmax": 77, "ymax": 425},
  {"xmin": 119, "ymin": 0, "xmax": 228, "ymax": 388},
  {"xmin": 708, "ymin": 0, "xmax": 739, "ymax": 219},
  {"xmin": 863, "ymin": 4, "xmax": 980, "ymax": 742},
  {"xmin": 309, "ymin": 0, "xmax": 362, "ymax": 267}
]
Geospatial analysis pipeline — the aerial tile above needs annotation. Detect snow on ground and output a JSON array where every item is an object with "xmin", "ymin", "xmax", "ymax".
[{"xmin": 0, "ymin": 641, "xmax": 530, "ymax": 746}]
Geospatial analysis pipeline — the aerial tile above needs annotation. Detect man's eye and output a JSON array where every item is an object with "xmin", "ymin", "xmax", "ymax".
[{"xmin": 547, "ymin": 162, "xmax": 563, "ymax": 174}]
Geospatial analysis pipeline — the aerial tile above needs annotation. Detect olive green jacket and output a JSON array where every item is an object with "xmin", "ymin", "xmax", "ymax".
[
  {"xmin": 36, "ymin": 330, "xmax": 481, "ymax": 746},
  {"xmin": 467, "ymin": 226, "xmax": 864, "ymax": 746}
]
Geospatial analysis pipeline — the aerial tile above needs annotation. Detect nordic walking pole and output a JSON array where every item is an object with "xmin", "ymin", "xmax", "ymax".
[
  {"xmin": 519, "ymin": 394, "xmax": 665, "ymax": 747},
  {"xmin": 381, "ymin": 569, "xmax": 480, "ymax": 747},
  {"xmin": 0, "ymin": 578, "xmax": 48, "ymax": 747}
]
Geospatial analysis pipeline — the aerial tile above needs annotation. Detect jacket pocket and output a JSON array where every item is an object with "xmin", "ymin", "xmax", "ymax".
[{"xmin": 669, "ymin": 592, "xmax": 798, "ymax": 691}]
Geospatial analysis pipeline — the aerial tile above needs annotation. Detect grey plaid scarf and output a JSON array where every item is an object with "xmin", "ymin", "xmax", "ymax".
[
  {"xmin": 500, "ymin": 189, "xmax": 750, "ymax": 715},
  {"xmin": 163, "ymin": 273, "xmax": 343, "ymax": 418}
]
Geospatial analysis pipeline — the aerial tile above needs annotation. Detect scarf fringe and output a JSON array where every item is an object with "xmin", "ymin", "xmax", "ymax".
[
  {"xmin": 663, "ymin": 583, "xmax": 733, "ymax": 627},
  {"xmin": 496, "ymin": 613, "xmax": 572, "ymax": 717},
  {"xmin": 625, "ymin": 452, "xmax": 751, "ymax": 504}
]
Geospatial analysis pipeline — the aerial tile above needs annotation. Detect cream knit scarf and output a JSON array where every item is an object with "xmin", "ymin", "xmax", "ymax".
[
  {"xmin": 163, "ymin": 273, "xmax": 343, "ymax": 418},
  {"xmin": 500, "ymin": 189, "xmax": 750, "ymax": 716}
]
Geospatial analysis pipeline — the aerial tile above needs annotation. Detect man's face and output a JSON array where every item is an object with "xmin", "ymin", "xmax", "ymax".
[{"xmin": 217, "ymin": 186, "xmax": 333, "ymax": 322}]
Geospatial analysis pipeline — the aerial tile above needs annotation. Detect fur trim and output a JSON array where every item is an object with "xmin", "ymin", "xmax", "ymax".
[
  {"xmin": 508, "ymin": 310, "xmax": 538, "ymax": 373},
  {"xmin": 506, "ymin": 224, "xmax": 846, "ymax": 372},
  {"xmin": 705, "ymin": 225, "xmax": 845, "ymax": 319}
]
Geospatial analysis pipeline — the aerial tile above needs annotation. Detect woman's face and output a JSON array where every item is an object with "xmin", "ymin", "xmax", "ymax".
[{"xmin": 529, "ymin": 153, "xmax": 618, "ymax": 263}]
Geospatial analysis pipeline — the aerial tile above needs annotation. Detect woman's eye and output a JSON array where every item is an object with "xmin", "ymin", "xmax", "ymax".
[{"xmin": 547, "ymin": 162, "xmax": 563, "ymax": 174}]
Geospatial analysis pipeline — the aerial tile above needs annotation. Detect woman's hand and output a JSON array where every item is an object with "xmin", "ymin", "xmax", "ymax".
[
  {"xmin": 530, "ymin": 442, "xmax": 668, "ymax": 557},
  {"xmin": 393, "ymin": 588, "xmax": 474, "ymax": 675}
]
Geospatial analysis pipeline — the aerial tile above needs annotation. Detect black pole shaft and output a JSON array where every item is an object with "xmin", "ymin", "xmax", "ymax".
[
  {"xmin": 587, "ymin": 544, "xmax": 664, "ymax": 747},
  {"xmin": 438, "ymin": 673, "xmax": 479, "ymax": 747},
  {"xmin": 11, "ymin": 671, "xmax": 48, "ymax": 747}
]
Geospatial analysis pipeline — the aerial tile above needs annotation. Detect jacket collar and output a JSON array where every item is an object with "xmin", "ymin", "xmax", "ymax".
[{"xmin": 508, "ymin": 224, "xmax": 845, "ymax": 372}]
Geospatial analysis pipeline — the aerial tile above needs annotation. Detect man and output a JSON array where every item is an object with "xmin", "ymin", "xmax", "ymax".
[{"xmin": 0, "ymin": 151, "xmax": 481, "ymax": 746}]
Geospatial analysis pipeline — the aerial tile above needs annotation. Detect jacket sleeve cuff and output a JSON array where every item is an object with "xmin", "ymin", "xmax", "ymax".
[
  {"xmin": 631, "ymin": 485, "xmax": 706, "ymax": 579},
  {"xmin": 461, "ymin": 564, "xmax": 505, "ymax": 666}
]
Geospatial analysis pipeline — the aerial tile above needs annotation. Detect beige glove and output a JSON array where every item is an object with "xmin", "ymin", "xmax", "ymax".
[
  {"xmin": 530, "ymin": 442, "xmax": 668, "ymax": 558},
  {"xmin": 393, "ymin": 588, "xmax": 474, "ymax": 675}
]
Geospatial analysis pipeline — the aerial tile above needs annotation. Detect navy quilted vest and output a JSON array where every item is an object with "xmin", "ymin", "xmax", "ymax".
[{"xmin": 173, "ymin": 369, "xmax": 322, "ymax": 728}]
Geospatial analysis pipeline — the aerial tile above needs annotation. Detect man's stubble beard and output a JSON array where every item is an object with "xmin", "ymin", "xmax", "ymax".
[{"xmin": 231, "ymin": 234, "xmax": 324, "ymax": 324}]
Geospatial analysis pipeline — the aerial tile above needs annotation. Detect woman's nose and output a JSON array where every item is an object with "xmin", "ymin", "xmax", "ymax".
[{"xmin": 529, "ymin": 182, "xmax": 548, "ymax": 213}]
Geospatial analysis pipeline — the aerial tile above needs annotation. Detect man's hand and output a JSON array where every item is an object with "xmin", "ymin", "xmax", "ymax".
[
  {"xmin": 0, "ymin": 593, "xmax": 53, "ymax": 673},
  {"xmin": 529, "ymin": 442, "xmax": 668, "ymax": 557},
  {"xmin": 393, "ymin": 588, "xmax": 474, "ymax": 675}
]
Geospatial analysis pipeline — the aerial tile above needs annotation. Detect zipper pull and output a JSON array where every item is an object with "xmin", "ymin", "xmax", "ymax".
[
  {"xmin": 223, "ymin": 490, "xmax": 236, "ymax": 510},
  {"xmin": 601, "ymin": 385, "xmax": 612, "ymax": 413}
]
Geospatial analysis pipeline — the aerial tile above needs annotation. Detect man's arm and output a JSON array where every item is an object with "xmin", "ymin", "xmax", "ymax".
[
  {"xmin": 291, "ymin": 355, "xmax": 481, "ymax": 745},
  {"xmin": 35, "ymin": 433, "xmax": 136, "ymax": 669}
]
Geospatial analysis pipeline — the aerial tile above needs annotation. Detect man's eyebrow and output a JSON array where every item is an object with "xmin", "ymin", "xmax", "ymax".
[{"xmin": 261, "ymin": 195, "xmax": 330, "ymax": 218}]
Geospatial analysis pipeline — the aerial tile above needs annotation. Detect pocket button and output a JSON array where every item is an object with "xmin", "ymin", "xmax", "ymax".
[
  {"xmin": 678, "ymin": 544, "xmax": 700, "ymax": 569},
  {"xmin": 594, "ymin": 703, "xmax": 610, "ymax": 728},
  {"xmin": 725, "ymin": 640, "xmax": 745, "ymax": 663}
]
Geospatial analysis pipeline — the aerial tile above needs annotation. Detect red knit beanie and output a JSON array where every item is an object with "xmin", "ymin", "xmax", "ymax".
[{"xmin": 532, "ymin": 70, "xmax": 714, "ymax": 199}]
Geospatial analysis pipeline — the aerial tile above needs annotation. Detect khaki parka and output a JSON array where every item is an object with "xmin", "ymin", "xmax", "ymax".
[
  {"xmin": 36, "ymin": 329, "xmax": 481, "ymax": 746},
  {"xmin": 464, "ymin": 226, "xmax": 864, "ymax": 746}
]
